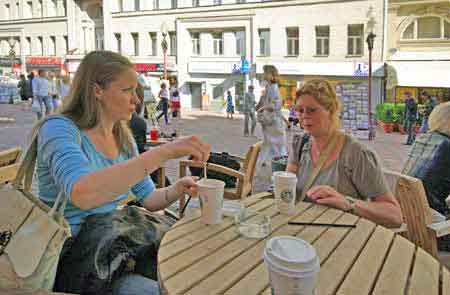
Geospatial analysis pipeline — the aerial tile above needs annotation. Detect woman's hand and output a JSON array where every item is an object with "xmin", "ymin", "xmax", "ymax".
[
  {"xmin": 307, "ymin": 185, "xmax": 351, "ymax": 211},
  {"xmin": 170, "ymin": 176, "xmax": 199, "ymax": 200},
  {"xmin": 158, "ymin": 135, "xmax": 210, "ymax": 162}
]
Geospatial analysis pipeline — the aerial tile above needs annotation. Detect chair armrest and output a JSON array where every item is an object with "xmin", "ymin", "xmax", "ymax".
[
  {"xmin": 428, "ymin": 220, "xmax": 450, "ymax": 238},
  {"xmin": 179, "ymin": 159, "xmax": 205, "ymax": 169},
  {"xmin": 207, "ymin": 163, "xmax": 244, "ymax": 181}
]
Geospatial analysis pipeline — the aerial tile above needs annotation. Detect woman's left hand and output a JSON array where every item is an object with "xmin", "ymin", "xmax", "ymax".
[
  {"xmin": 307, "ymin": 185, "xmax": 351, "ymax": 211},
  {"xmin": 171, "ymin": 176, "xmax": 199, "ymax": 199}
]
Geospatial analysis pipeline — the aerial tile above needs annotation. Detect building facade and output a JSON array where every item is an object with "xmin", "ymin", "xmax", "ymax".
[
  {"xmin": 386, "ymin": 0, "xmax": 450, "ymax": 103},
  {"xmin": 0, "ymin": 0, "xmax": 387, "ymax": 117}
]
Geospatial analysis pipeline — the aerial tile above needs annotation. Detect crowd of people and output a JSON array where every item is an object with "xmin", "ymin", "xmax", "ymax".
[{"xmin": 4, "ymin": 49, "xmax": 449, "ymax": 294}]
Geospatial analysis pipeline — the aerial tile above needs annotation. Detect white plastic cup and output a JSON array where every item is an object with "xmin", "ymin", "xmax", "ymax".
[
  {"xmin": 264, "ymin": 236, "xmax": 320, "ymax": 295},
  {"xmin": 273, "ymin": 171, "xmax": 298, "ymax": 215},
  {"xmin": 197, "ymin": 179, "xmax": 225, "ymax": 225}
]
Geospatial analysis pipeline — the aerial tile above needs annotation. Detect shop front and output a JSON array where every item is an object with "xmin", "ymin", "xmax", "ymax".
[
  {"xmin": 0, "ymin": 57, "xmax": 21, "ymax": 75},
  {"xmin": 26, "ymin": 57, "xmax": 63, "ymax": 75}
]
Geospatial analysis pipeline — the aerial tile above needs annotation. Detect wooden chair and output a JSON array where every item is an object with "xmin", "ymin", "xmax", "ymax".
[
  {"xmin": 0, "ymin": 147, "xmax": 22, "ymax": 167},
  {"xmin": 384, "ymin": 170, "xmax": 450, "ymax": 258},
  {"xmin": 178, "ymin": 142, "xmax": 262, "ymax": 215},
  {"xmin": 0, "ymin": 148, "xmax": 22, "ymax": 186}
]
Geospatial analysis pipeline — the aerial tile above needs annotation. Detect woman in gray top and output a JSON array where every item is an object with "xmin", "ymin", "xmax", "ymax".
[
  {"xmin": 286, "ymin": 79, "xmax": 402, "ymax": 228},
  {"xmin": 257, "ymin": 65, "xmax": 287, "ymax": 166}
]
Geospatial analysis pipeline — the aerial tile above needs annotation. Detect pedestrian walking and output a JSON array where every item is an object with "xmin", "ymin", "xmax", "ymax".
[
  {"xmin": 59, "ymin": 75, "xmax": 71, "ymax": 102},
  {"xmin": 403, "ymin": 92, "xmax": 418, "ymax": 145},
  {"xmin": 226, "ymin": 91, "xmax": 234, "ymax": 119},
  {"xmin": 256, "ymin": 65, "xmax": 287, "ymax": 167},
  {"xmin": 33, "ymin": 69, "xmax": 52, "ymax": 119},
  {"xmin": 48, "ymin": 72, "xmax": 60, "ymax": 112},
  {"xmin": 170, "ymin": 86, "xmax": 181, "ymax": 119},
  {"xmin": 156, "ymin": 83, "xmax": 170, "ymax": 125},
  {"xmin": 287, "ymin": 98, "xmax": 299, "ymax": 128},
  {"xmin": 243, "ymin": 85, "xmax": 256, "ymax": 136},
  {"xmin": 419, "ymin": 91, "xmax": 438, "ymax": 133},
  {"xmin": 17, "ymin": 74, "xmax": 31, "ymax": 101}
]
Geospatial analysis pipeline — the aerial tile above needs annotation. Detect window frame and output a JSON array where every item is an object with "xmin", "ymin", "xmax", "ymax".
[
  {"xmin": 401, "ymin": 15, "xmax": 450, "ymax": 41},
  {"xmin": 114, "ymin": 33, "xmax": 122, "ymax": 54},
  {"xmin": 235, "ymin": 31, "xmax": 245, "ymax": 57},
  {"xmin": 191, "ymin": 32, "xmax": 200, "ymax": 56},
  {"xmin": 258, "ymin": 28, "xmax": 270, "ymax": 56},
  {"xmin": 150, "ymin": 32, "xmax": 157, "ymax": 56},
  {"xmin": 286, "ymin": 27, "xmax": 299, "ymax": 56},
  {"xmin": 169, "ymin": 31, "xmax": 177, "ymax": 56},
  {"xmin": 315, "ymin": 25, "xmax": 330, "ymax": 56},
  {"xmin": 131, "ymin": 32, "xmax": 139, "ymax": 56},
  {"xmin": 213, "ymin": 32, "xmax": 224, "ymax": 56},
  {"xmin": 347, "ymin": 24, "xmax": 364, "ymax": 56}
]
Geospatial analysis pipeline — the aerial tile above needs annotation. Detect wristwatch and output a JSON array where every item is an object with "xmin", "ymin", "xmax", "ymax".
[{"xmin": 344, "ymin": 196, "xmax": 357, "ymax": 214}]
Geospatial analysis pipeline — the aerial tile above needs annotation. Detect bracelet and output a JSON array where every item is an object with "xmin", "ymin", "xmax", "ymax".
[{"xmin": 345, "ymin": 196, "xmax": 357, "ymax": 214}]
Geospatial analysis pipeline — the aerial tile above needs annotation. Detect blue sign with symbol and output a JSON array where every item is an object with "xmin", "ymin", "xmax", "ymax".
[{"xmin": 241, "ymin": 59, "xmax": 249, "ymax": 74}]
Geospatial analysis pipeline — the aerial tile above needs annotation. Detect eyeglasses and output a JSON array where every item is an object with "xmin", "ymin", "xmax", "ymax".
[{"xmin": 295, "ymin": 106, "xmax": 321, "ymax": 115}]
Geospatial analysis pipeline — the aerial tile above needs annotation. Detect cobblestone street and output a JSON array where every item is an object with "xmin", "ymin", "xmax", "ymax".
[{"xmin": 1, "ymin": 104, "xmax": 411, "ymax": 193}]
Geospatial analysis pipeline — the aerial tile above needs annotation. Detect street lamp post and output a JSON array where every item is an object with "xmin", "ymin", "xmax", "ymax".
[
  {"xmin": 366, "ymin": 7, "xmax": 376, "ymax": 141},
  {"xmin": 160, "ymin": 22, "xmax": 169, "ymax": 81},
  {"xmin": 8, "ymin": 37, "xmax": 17, "ymax": 76}
]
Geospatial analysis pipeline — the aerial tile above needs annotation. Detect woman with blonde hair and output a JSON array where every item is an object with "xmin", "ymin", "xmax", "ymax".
[
  {"xmin": 403, "ymin": 102, "xmax": 450, "ymax": 251},
  {"xmin": 34, "ymin": 51, "xmax": 210, "ymax": 294},
  {"xmin": 286, "ymin": 79, "xmax": 402, "ymax": 228},
  {"xmin": 256, "ymin": 65, "xmax": 287, "ymax": 167}
]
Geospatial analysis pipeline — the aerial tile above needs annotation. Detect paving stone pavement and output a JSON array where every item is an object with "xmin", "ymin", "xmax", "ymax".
[{"xmin": 0, "ymin": 104, "xmax": 411, "ymax": 194}]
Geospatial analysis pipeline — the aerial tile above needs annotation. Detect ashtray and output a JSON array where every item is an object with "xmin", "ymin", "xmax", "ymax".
[{"xmin": 234, "ymin": 209, "xmax": 271, "ymax": 239}]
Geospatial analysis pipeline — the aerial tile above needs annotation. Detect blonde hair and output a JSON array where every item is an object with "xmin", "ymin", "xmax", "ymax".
[
  {"xmin": 34, "ymin": 51, "xmax": 135, "ymax": 156},
  {"xmin": 296, "ymin": 79, "xmax": 342, "ymax": 131},
  {"xmin": 428, "ymin": 102, "xmax": 450, "ymax": 136},
  {"xmin": 263, "ymin": 65, "xmax": 279, "ymax": 84}
]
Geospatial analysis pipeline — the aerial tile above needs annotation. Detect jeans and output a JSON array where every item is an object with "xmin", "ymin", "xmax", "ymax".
[
  {"xmin": 37, "ymin": 95, "xmax": 53, "ymax": 119},
  {"xmin": 52, "ymin": 95, "xmax": 60, "ymax": 112},
  {"xmin": 405, "ymin": 119, "xmax": 416, "ymax": 145},
  {"xmin": 244, "ymin": 111, "xmax": 256, "ymax": 136},
  {"xmin": 111, "ymin": 274, "xmax": 160, "ymax": 295},
  {"xmin": 157, "ymin": 108, "xmax": 169, "ymax": 124},
  {"xmin": 420, "ymin": 118, "xmax": 429, "ymax": 134}
]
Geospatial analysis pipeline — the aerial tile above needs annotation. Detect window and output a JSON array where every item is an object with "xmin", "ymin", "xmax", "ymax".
[
  {"xmin": 286, "ymin": 27, "xmax": 299, "ymax": 56},
  {"xmin": 153, "ymin": 0, "xmax": 159, "ymax": 10},
  {"xmin": 38, "ymin": 36, "xmax": 43, "ymax": 55},
  {"xmin": 235, "ymin": 31, "xmax": 245, "ymax": 57},
  {"xmin": 117, "ymin": 0, "xmax": 123, "ymax": 12},
  {"xmin": 347, "ymin": 24, "xmax": 363, "ymax": 56},
  {"xmin": 213, "ymin": 32, "xmax": 223, "ymax": 56},
  {"xmin": 115, "ymin": 33, "xmax": 121, "ymax": 53},
  {"xmin": 258, "ymin": 29, "xmax": 270, "ymax": 56},
  {"xmin": 135, "ymin": 0, "xmax": 140, "ymax": 11},
  {"xmin": 192, "ymin": 0, "xmax": 200, "ymax": 7},
  {"xmin": 4, "ymin": 4, "xmax": 10, "ymax": 20},
  {"xmin": 171, "ymin": 0, "xmax": 177, "ymax": 8},
  {"xmin": 49, "ymin": 0, "xmax": 57, "ymax": 16},
  {"xmin": 213, "ymin": 85, "xmax": 224, "ymax": 100},
  {"xmin": 15, "ymin": 2, "xmax": 19, "ymax": 18},
  {"xmin": 95, "ymin": 28, "xmax": 104, "ymax": 50},
  {"xmin": 315, "ymin": 26, "xmax": 329, "ymax": 56},
  {"xmin": 25, "ymin": 37, "xmax": 31, "ymax": 55},
  {"xmin": 150, "ymin": 32, "xmax": 157, "ymax": 56},
  {"xmin": 83, "ymin": 27, "xmax": 88, "ymax": 53},
  {"xmin": 191, "ymin": 32, "xmax": 200, "ymax": 55},
  {"xmin": 236, "ymin": 0, "xmax": 246, "ymax": 3},
  {"xmin": 418, "ymin": 16, "xmax": 441, "ymax": 39},
  {"xmin": 169, "ymin": 32, "xmax": 176, "ymax": 56},
  {"xmin": 64, "ymin": 36, "xmax": 68, "ymax": 54},
  {"xmin": 132, "ymin": 33, "xmax": 139, "ymax": 56},
  {"xmin": 49, "ymin": 36, "xmax": 56, "ymax": 55},
  {"xmin": 37, "ymin": 0, "xmax": 43, "ymax": 17},
  {"xmin": 402, "ymin": 22, "xmax": 414, "ymax": 40},
  {"xmin": 25, "ymin": 1, "xmax": 32, "ymax": 18},
  {"xmin": 214, "ymin": 0, "xmax": 222, "ymax": 4},
  {"xmin": 445, "ymin": 20, "xmax": 450, "ymax": 39}
]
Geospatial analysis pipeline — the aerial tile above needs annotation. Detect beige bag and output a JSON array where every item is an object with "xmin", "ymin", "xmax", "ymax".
[{"xmin": 0, "ymin": 120, "xmax": 71, "ymax": 291}]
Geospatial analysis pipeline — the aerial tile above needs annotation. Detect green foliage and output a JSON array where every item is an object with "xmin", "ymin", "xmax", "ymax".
[{"xmin": 376, "ymin": 103, "xmax": 408, "ymax": 124}]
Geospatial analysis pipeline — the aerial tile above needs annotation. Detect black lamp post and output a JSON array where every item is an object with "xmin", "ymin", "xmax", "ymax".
[
  {"xmin": 160, "ymin": 22, "xmax": 169, "ymax": 81},
  {"xmin": 366, "ymin": 7, "xmax": 376, "ymax": 140},
  {"xmin": 8, "ymin": 37, "xmax": 17, "ymax": 76}
]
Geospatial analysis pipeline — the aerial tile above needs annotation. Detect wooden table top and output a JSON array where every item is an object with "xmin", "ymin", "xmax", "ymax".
[
  {"xmin": 158, "ymin": 192, "xmax": 450, "ymax": 295},
  {"xmin": 145, "ymin": 137, "xmax": 173, "ymax": 146}
]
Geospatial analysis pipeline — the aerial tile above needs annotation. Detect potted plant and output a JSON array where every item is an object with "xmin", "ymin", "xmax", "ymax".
[
  {"xmin": 382, "ymin": 108, "xmax": 395, "ymax": 133},
  {"xmin": 394, "ymin": 103, "xmax": 406, "ymax": 134}
]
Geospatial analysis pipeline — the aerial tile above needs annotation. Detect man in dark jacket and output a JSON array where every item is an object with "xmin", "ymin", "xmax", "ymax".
[{"xmin": 404, "ymin": 92, "xmax": 418, "ymax": 145}]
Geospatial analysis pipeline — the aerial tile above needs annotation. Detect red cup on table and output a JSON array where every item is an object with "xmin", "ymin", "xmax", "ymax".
[{"xmin": 150, "ymin": 129, "xmax": 158, "ymax": 141}]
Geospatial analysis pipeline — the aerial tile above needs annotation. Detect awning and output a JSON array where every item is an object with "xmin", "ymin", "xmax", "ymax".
[{"xmin": 387, "ymin": 61, "xmax": 450, "ymax": 88}]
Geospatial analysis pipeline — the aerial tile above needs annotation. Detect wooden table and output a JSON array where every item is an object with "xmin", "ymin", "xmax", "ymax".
[
  {"xmin": 145, "ymin": 136, "xmax": 173, "ymax": 147},
  {"xmin": 158, "ymin": 192, "xmax": 450, "ymax": 295}
]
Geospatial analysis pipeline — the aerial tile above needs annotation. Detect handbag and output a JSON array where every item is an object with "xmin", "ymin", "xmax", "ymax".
[
  {"xmin": 257, "ymin": 110, "xmax": 276, "ymax": 126},
  {"xmin": 0, "ymin": 118, "xmax": 71, "ymax": 291}
]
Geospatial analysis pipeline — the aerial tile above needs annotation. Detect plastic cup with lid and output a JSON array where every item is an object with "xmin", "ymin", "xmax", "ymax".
[
  {"xmin": 197, "ymin": 179, "xmax": 225, "ymax": 225},
  {"xmin": 273, "ymin": 171, "xmax": 298, "ymax": 215}
]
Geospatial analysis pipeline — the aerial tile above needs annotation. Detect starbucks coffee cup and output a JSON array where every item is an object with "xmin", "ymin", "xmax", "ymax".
[
  {"xmin": 273, "ymin": 171, "xmax": 297, "ymax": 215},
  {"xmin": 197, "ymin": 179, "xmax": 225, "ymax": 225},
  {"xmin": 264, "ymin": 236, "xmax": 320, "ymax": 295}
]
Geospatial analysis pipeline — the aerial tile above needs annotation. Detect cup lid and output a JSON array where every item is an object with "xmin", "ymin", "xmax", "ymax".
[
  {"xmin": 197, "ymin": 179, "xmax": 226, "ymax": 189},
  {"xmin": 265, "ymin": 236, "xmax": 319, "ymax": 273},
  {"xmin": 273, "ymin": 171, "xmax": 297, "ymax": 179}
]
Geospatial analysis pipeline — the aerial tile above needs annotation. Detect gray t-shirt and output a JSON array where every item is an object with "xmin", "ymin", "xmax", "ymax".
[{"xmin": 287, "ymin": 133, "xmax": 390, "ymax": 200}]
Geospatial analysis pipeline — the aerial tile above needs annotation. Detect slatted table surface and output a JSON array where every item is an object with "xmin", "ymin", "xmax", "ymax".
[{"xmin": 158, "ymin": 192, "xmax": 449, "ymax": 295}]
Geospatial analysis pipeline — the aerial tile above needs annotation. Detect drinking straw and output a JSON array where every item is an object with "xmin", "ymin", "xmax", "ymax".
[{"xmin": 287, "ymin": 222, "xmax": 356, "ymax": 228}]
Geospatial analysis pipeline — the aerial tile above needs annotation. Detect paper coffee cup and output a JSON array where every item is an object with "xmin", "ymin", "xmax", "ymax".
[
  {"xmin": 197, "ymin": 179, "xmax": 225, "ymax": 225},
  {"xmin": 273, "ymin": 171, "xmax": 297, "ymax": 215},
  {"xmin": 264, "ymin": 236, "xmax": 320, "ymax": 295}
]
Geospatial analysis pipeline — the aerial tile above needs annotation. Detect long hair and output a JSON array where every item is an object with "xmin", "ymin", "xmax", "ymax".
[
  {"xmin": 263, "ymin": 65, "xmax": 279, "ymax": 84},
  {"xmin": 296, "ymin": 79, "xmax": 342, "ymax": 131},
  {"xmin": 34, "ymin": 51, "xmax": 136, "ymax": 156}
]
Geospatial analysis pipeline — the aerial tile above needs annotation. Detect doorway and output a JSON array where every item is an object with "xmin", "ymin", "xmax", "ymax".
[{"xmin": 190, "ymin": 82, "xmax": 202, "ymax": 109}]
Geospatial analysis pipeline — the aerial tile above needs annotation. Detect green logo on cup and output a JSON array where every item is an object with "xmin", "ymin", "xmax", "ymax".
[{"xmin": 280, "ymin": 189, "xmax": 293, "ymax": 203}]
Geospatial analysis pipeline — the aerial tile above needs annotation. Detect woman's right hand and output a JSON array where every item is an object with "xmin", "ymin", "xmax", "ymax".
[{"xmin": 160, "ymin": 135, "xmax": 210, "ymax": 162}]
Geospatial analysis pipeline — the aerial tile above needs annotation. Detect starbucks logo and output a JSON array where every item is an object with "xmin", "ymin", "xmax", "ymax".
[{"xmin": 280, "ymin": 189, "xmax": 294, "ymax": 203}]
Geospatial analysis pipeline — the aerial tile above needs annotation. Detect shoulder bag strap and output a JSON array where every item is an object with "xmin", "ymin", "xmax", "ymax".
[{"xmin": 298, "ymin": 132, "xmax": 341, "ymax": 203}]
